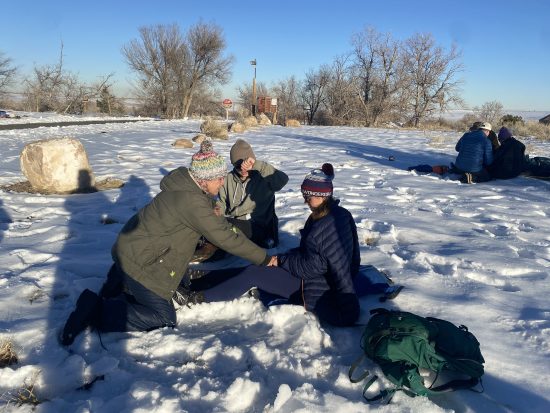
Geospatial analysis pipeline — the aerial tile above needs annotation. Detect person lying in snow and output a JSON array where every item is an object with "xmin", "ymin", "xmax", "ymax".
[
  {"xmin": 60, "ymin": 140, "xmax": 275, "ymax": 346},
  {"xmin": 175, "ymin": 163, "xmax": 401, "ymax": 327}
]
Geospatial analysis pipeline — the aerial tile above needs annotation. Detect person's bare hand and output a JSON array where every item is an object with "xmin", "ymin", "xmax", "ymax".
[
  {"xmin": 240, "ymin": 157, "xmax": 255, "ymax": 176},
  {"xmin": 267, "ymin": 255, "xmax": 278, "ymax": 266}
]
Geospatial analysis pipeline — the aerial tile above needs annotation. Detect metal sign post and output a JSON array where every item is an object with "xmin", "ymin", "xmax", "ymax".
[{"xmin": 222, "ymin": 98, "xmax": 233, "ymax": 120}]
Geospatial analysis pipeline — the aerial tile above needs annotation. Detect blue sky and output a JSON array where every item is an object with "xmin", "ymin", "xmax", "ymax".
[{"xmin": 2, "ymin": 0, "xmax": 549, "ymax": 111}]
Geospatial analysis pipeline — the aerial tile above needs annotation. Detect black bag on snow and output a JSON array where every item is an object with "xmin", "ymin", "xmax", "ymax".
[
  {"xmin": 524, "ymin": 156, "xmax": 550, "ymax": 177},
  {"xmin": 349, "ymin": 308, "xmax": 485, "ymax": 402}
]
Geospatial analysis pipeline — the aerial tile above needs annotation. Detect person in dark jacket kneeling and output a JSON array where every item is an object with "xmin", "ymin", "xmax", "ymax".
[
  {"xmin": 60, "ymin": 140, "xmax": 274, "ymax": 346},
  {"xmin": 186, "ymin": 163, "xmax": 361, "ymax": 327}
]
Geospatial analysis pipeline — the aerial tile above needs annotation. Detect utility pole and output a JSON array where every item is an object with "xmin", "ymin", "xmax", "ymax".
[{"xmin": 250, "ymin": 59, "xmax": 257, "ymax": 116}]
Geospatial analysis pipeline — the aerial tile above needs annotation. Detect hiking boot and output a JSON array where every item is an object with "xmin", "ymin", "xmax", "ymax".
[
  {"xmin": 172, "ymin": 285, "xmax": 205, "ymax": 308},
  {"xmin": 244, "ymin": 287, "xmax": 260, "ymax": 299},
  {"xmin": 61, "ymin": 289, "xmax": 101, "ymax": 346},
  {"xmin": 184, "ymin": 267, "xmax": 209, "ymax": 280}
]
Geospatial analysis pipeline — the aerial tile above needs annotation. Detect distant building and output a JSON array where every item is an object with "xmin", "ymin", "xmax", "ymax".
[{"xmin": 539, "ymin": 114, "xmax": 550, "ymax": 125}]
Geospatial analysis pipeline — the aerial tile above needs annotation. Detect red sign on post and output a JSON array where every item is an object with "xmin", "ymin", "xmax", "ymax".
[{"xmin": 222, "ymin": 99, "xmax": 233, "ymax": 109}]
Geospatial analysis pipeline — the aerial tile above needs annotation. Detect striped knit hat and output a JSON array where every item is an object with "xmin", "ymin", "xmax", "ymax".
[
  {"xmin": 189, "ymin": 140, "xmax": 227, "ymax": 181},
  {"xmin": 301, "ymin": 163, "xmax": 335, "ymax": 197}
]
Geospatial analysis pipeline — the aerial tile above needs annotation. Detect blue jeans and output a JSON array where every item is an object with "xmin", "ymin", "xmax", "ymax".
[{"xmin": 98, "ymin": 264, "xmax": 176, "ymax": 332}]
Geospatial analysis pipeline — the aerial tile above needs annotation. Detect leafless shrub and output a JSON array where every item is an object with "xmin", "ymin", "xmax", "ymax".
[
  {"xmin": 200, "ymin": 118, "xmax": 228, "ymax": 139},
  {"xmin": 241, "ymin": 116, "xmax": 258, "ymax": 128},
  {"xmin": 474, "ymin": 100, "xmax": 504, "ymax": 126},
  {"xmin": 285, "ymin": 119, "xmax": 301, "ymax": 127},
  {"xmin": 1, "ymin": 370, "xmax": 41, "ymax": 408},
  {"xmin": 513, "ymin": 121, "xmax": 550, "ymax": 141}
]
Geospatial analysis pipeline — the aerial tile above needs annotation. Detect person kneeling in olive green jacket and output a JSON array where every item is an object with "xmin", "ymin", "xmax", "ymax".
[{"xmin": 61, "ymin": 140, "xmax": 274, "ymax": 346}]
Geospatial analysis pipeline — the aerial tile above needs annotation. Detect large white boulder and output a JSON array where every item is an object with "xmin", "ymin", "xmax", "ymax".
[{"xmin": 20, "ymin": 137, "xmax": 95, "ymax": 193}]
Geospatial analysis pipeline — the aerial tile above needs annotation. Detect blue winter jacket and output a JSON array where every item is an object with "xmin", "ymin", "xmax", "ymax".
[
  {"xmin": 454, "ymin": 130, "xmax": 493, "ymax": 173},
  {"xmin": 279, "ymin": 200, "xmax": 361, "ymax": 326}
]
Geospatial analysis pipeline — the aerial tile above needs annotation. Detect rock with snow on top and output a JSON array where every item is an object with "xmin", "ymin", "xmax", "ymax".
[
  {"xmin": 20, "ymin": 137, "xmax": 95, "ymax": 193},
  {"xmin": 172, "ymin": 138, "xmax": 194, "ymax": 148},
  {"xmin": 285, "ymin": 119, "xmax": 301, "ymax": 127},
  {"xmin": 257, "ymin": 113, "xmax": 272, "ymax": 125}
]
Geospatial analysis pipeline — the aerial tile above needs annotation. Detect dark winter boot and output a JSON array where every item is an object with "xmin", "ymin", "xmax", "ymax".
[
  {"xmin": 99, "ymin": 264, "xmax": 124, "ymax": 298},
  {"xmin": 172, "ymin": 285, "xmax": 205, "ymax": 308},
  {"xmin": 61, "ymin": 289, "xmax": 101, "ymax": 346}
]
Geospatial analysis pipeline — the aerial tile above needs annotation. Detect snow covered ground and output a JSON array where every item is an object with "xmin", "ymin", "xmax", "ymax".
[
  {"xmin": 0, "ymin": 111, "xmax": 146, "ymax": 126},
  {"xmin": 1, "ymin": 117, "xmax": 549, "ymax": 412}
]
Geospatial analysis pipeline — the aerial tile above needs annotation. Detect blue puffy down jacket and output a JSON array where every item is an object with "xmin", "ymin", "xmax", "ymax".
[
  {"xmin": 279, "ymin": 200, "xmax": 361, "ymax": 326},
  {"xmin": 454, "ymin": 130, "xmax": 493, "ymax": 173}
]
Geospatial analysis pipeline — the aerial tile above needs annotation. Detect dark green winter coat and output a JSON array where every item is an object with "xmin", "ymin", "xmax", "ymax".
[{"xmin": 111, "ymin": 167, "xmax": 268, "ymax": 301}]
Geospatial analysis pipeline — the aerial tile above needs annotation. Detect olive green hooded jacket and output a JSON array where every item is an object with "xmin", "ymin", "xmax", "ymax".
[{"xmin": 111, "ymin": 167, "xmax": 268, "ymax": 301}]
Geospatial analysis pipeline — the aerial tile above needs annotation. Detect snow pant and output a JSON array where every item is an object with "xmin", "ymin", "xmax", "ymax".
[
  {"xmin": 192, "ymin": 265, "xmax": 360, "ymax": 327},
  {"xmin": 97, "ymin": 263, "xmax": 176, "ymax": 332},
  {"xmin": 191, "ymin": 265, "xmax": 301, "ymax": 304}
]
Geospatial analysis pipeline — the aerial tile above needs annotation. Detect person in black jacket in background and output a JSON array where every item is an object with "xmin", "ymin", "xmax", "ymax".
[
  {"xmin": 487, "ymin": 127, "xmax": 526, "ymax": 179},
  {"xmin": 184, "ymin": 163, "xmax": 361, "ymax": 326}
]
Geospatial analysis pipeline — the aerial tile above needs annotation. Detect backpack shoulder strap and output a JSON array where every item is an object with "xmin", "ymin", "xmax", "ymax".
[{"xmin": 348, "ymin": 354, "xmax": 370, "ymax": 383}]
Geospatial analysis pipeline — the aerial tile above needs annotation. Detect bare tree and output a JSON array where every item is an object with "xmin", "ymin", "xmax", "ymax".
[
  {"xmin": 271, "ymin": 76, "xmax": 303, "ymax": 124},
  {"xmin": 402, "ymin": 33, "xmax": 463, "ymax": 126},
  {"xmin": 350, "ymin": 27, "xmax": 378, "ymax": 125},
  {"xmin": 0, "ymin": 51, "xmax": 17, "ymax": 96},
  {"xmin": 23, "ymin": 44, "xmax": 66, "ymax": 111},
  {"xmin": 370, "ymin": 33, "xmax": 404, "ymax": 125},
  {"xmin": 350, "ymin": 27, "xmax": 406, "ymax": 126},
  {"xmin": 122, "ymin": 22, "xmax": 232, "ymax": 118},
  {"xmin": 475, "ymin": 100, "xmax": 504, "ymax": 126},
  {"xmin": 22, "ymin": 42, "xmax": 114, "ymax": 114},
  {"xmin": 324, "ymin": 55, "xmax": 357, "ymax": 125},
  {"xmin": 122, "ymin": 24, "xmax": 185, "ymax": 116},
  {"xmin": 236, "ymin": 81, "xmax": 269, "ymax": 111},
  {"xmin": 179, "ymin": 21, "xmax": 233, "ymax": 118},
  {"xmin": 301, "ymin": 66, "xmax": 331, "ymax": 124}
]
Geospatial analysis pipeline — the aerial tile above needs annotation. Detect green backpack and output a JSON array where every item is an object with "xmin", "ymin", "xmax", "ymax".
[{"xmin": 349, "ymin": 308, "xmax": 485, "ymax": 402}]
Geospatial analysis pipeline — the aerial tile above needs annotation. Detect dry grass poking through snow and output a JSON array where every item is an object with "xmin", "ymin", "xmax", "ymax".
[
  {"xmin": 0, "ymin": 341, "xmax": 41, "ymax": 408},
  {"xmin": 0, "ymin": 340, "xmax": 18, "ymax": 368},
  {"xmin": 0, "ymin": 370, "xmax": 41, "ymax": 408}
]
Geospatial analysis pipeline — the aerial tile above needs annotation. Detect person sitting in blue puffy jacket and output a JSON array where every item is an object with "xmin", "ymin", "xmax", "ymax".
[{"xmin": 451, "ymin": 122, "xmax": 494, "ymax": 183}]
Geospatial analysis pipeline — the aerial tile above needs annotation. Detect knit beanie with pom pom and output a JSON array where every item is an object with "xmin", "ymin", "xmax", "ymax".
[
  {"xmin": 301, "ymin": 163, "xmax": 335, "ymax": 197},
  {"xmin": 189, "ymin": 140, "xmax": 227, "ymax": 181}
]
